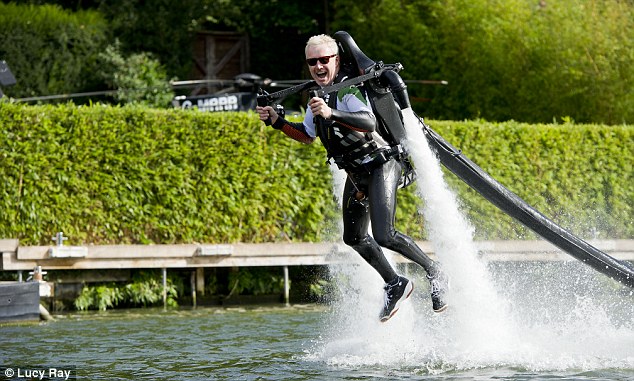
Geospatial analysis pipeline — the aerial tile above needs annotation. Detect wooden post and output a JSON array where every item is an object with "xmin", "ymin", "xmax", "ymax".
[
  {"xmin": 190, "ymin": 271, "xmax": 197, "ymax": 308},
  {"xmin": 196, "ymin": 267, "xmax": 205, "ymax": 296},
  {"xmin": 283, "ymin": 266, "xmax": 290, "ymax": 306},
  {"xmin": 162, "ymin": 268, "xmax": 167, "ymax": 310}
]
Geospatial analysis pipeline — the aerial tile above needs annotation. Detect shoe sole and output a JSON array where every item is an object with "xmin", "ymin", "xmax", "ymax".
[
  {"xmin": 431, "ymin": 274, "xmax": 449, "ymax": 313},
  {"xmin": 380, "ymin": 281, "xmax": 414, "ymax": 323},
  {"xmin": 433, "ymin": 304, "xmax": 448, "ymax": 313}
]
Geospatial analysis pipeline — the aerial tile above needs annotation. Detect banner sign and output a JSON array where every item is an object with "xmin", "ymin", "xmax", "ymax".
[{"xmin": 172, "ymin": 92, "xmax": 257, "ymax": 112}]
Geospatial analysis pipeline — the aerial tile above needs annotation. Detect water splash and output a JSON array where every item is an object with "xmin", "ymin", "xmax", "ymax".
[
  {"xmin": 401, "ymin": 108, "xmax": 519, "ymax": 352},
  {"xmin": 305, "ymin": 109, "xmax": 634, "ymax": 375}
]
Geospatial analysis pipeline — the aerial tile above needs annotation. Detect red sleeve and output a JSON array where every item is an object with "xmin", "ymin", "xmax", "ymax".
[{"xmin": 273, "ymin": 118, "xmax": 316, "ymax": 144}]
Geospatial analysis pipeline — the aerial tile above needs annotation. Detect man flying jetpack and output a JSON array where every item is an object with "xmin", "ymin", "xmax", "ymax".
[
  {"xmin": 257, "ymin": 32, "xmax": 450, "ymax": 321},
  {"xmin": 331, "ymin": 31, "xmax": 634, "ymax": 289}
]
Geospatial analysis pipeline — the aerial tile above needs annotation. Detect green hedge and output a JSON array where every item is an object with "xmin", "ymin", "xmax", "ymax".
[
  {"xmin": 0, "ymin": 103, "xmax": 336, "ymax": 245},
  {"xmin": 429, "ymin": 120, "xmax": 633, "ymax": 240},
  {"xmin": 0, "ymin": 103, "xmax": 631, "ymax": 245}
]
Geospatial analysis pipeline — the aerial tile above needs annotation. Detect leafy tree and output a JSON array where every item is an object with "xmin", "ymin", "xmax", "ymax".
[
  {"xmin": 330, "ymin": 0, "xmax": 634, "ymax": 124},
  {"xmin": 330, "ymin": 0, "xmax": 443, "ymax": 114},
  {"xmin": 93, "ymin": 0, "xmax": 204, "ymax": 80},
  {"xmin": 45, "ymin": 0, "xmax": 325, "ymax": 80},
  {"xmin": 5, "ymin": 0, "xmax": 634, "ymax": 123},
  {"xmin": 0, "ymin": 2, "xmax": 108, "ymax": 98},
  {"xmin": 427, "ymin": 0, "xmax": 634, "ymax": 124},
  {"xmin": 97, "ymin": 42, "xmax": 175, "ymax": 107},
  {"xmin": 195, "ymin": 0, "xmax": 324, "ymax": 81}
]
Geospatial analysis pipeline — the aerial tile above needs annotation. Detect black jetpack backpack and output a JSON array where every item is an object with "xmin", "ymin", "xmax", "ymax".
[{"xmin": 333, "ymin": 31, "xmax": 416, "ymax": 187}]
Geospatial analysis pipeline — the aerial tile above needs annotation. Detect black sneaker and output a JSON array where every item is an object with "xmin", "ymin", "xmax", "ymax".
[
  {"xmin": 427, "ymin": 272, "xmax": 449, "ymax": 313},
  {"xmin": 379, "ymin": 276, "xmax": 413, "ymax": 322}
]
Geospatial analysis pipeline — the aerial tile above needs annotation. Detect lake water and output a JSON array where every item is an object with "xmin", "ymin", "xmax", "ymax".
[{"xmin": 1, "ymin": 260, "xmax": 633, "ymax": 381}]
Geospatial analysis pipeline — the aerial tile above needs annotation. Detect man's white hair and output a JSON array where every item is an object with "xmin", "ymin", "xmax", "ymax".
[{"xmin": 305, "ymin": 34, "xmax": 338, "ymax": 56}]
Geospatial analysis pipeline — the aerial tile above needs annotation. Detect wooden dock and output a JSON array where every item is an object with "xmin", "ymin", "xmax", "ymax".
[
  {"xmin": 1, "ymin": 239, "xmax": 633, "ymax": 271},
  {"xmin": 2, "ymin": 239, "xmax": 632, "ymax": 307}
]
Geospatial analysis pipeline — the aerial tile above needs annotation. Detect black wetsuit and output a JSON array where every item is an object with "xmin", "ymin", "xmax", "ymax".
[{"xmin": 271, "ymin": 76, "xmax": 439, "ymax": 282}]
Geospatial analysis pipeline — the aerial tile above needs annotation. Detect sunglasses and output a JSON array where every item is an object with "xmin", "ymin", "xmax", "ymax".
[{"xmin": 306, "ymin": 54, "xmax": 338, "ymax": 66}]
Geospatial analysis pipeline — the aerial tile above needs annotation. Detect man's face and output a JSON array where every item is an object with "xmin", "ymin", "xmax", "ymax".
[{"xmin": 306, "ymin": 44, "xmax": 339, "ymax": 87}]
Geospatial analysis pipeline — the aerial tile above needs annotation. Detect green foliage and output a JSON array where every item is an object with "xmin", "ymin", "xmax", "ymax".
[
  {"xmin": 0, "ymin": 103, "xmax": 336, "ymax": 245},
  {"xmin": 331, "ymin": 0, "xmax": 440, "ymax": 92},
  {"xmin": 0, "ymin": 271, "xmax": 18, "ymax": 281},
  {"xmin": 424, "ymin": 0, "xmax": 634, "ymax": 124},
  {"xmin": 94, "ymin": 0, "xmax": 323, "ymax": 81},
  {"xmin": 204, "ymin": 271, "xmax": 219, "ymax": 295},
  {"xmin": 73, "ymin": 270, "xmax": 179, "ymax": 311},
  {"xmin": 331, "ymin": 0, "xmax": 634, "ymax": 124},
  {"xmin": 97, "ymin": 42, "xmax": 175, "ymax": 108},
  {"xmin": 94, "ymin": 0, "xmax": 205, "ymax": 80},
  {"xmin": 429, "ymin": 119, "xmax": 634, "ymax": 239},
  {"xmin": 226, "ymin": 267, "xmax": 285, "ymax": 297},
  {"xmin": 5, "ymin": 1, "xmax": 634, "ymax": 124},
  {"xmin": 0, "ymin": 2, "xmax": 109, "ymax": 98},
  {"xmin": 74, "ymin": 283, "xmax": 123, "ymax": 311},
  {"xmin": 308, "ymin": 279, "xmax": 330, "ymax": 299},
  {"xmin": 0, "ymin": 103, "xmax": 631, "ymax": 245},
  {"xmin": 124, "ymin": 271, "xmax": 178, "ymax": 307}
]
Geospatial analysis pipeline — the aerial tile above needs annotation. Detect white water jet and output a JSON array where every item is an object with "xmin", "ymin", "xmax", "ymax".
[{"xmin": 401, "ymin": 108, "xmax": 519, "ymax": 355}]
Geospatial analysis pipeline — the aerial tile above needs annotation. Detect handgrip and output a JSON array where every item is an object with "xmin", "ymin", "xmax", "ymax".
[
  {"xmin": 309, "ymin": 90, "xmax": 324, "ymax": 126},
  {"xmin": 256, "ymin": 89, "xmax": 272, "ymax": 126}
]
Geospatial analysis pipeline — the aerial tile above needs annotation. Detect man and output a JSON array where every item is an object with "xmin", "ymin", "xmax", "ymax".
[{"xmin": 256, "ymin": 34, "xmax": 448, "ymax": 322}]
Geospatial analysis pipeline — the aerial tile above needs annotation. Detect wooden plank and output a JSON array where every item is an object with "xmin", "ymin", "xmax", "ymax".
[
  {"xmin": 3, "ymin": 252, "xmax": 41, "ymax": 270},
  {"xmin": 2, "ymin": 253, "xmax": 336, "ymax": 270},
  {"xmin": 473, "ymin": 239, "xmax": 634, "ymax": 253},
  {"xmin": 473, "ymin": 239, "xmax": 634, "ymax": 261},
  {"xmin": 2, "ymin": 240, "xmax": 632, "ymax": 271},
  {"xmin": 0, "ymin": 239, "xmax": 19, "ymax": 253},
  {"xmin": 15, "ymin": 242, "xmax": 350, "ymax": 260},
  {"xmin": 17, "ymin": 244, "xmax": 201, "ymax": 260}
]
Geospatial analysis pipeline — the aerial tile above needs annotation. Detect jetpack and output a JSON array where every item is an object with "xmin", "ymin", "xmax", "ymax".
[
  {"xmin": 334, "ymin": 31, "xmax": 411, "ymax": 147},
  {"xmin": 333, "ymin": 31, "xmax": 634, "ymax": 288}
]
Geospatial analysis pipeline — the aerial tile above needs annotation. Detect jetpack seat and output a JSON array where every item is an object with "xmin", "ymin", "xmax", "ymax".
[
  {"xmin": 333, "ymin": 31, "xmax": 376, "ymax": 77},
  {"xmin": 333, "ymin": 31, "xmax": 410, "ymax": 146}
]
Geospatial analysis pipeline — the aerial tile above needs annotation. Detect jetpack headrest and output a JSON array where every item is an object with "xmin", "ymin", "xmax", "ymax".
[
  {"xmin": 333, "ymin": 30, "xmax": 407, "ymax": 105},
  {"xmin": 333, "ymin": 31, "xmax": 411, "ymax": 146},
  {"xmin": 334, "ymin": 31, "xmax": 376, "ymax": 77}
]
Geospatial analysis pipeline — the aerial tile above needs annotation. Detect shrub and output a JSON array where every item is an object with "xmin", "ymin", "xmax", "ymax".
[
  {"xmin": 74, "ymin": 270, "xmax": 179, "ymax": 311},
  {"xmin": 0, "ymin": 103, "xmax": 631, "ymax": 244},
  {"xmin": 226, "ymin": 268, "xmax": 285, "ymax": 297},
  {"xmin": 0, "ymin": 103, "xmax": 336, "ymax": 245},
  {"xmin": 97, "ymin": 42, "xmax": 175, "ymax": 108},
  {"xmin": 428, "ymin": 0, "xmax": 634, "ymax": 124},
  {"xmin": 332, "ymin": 0, "xmax": 634, "ymax": 124},
  {"xmin": 0, "ymin": 3, "xmax": 108, "ymax": 99}
]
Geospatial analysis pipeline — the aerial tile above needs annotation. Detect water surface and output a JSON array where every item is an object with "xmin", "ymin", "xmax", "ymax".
[{"xmin": 2, "ymin": 260, "xmax": 633, "ymax": 381}]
